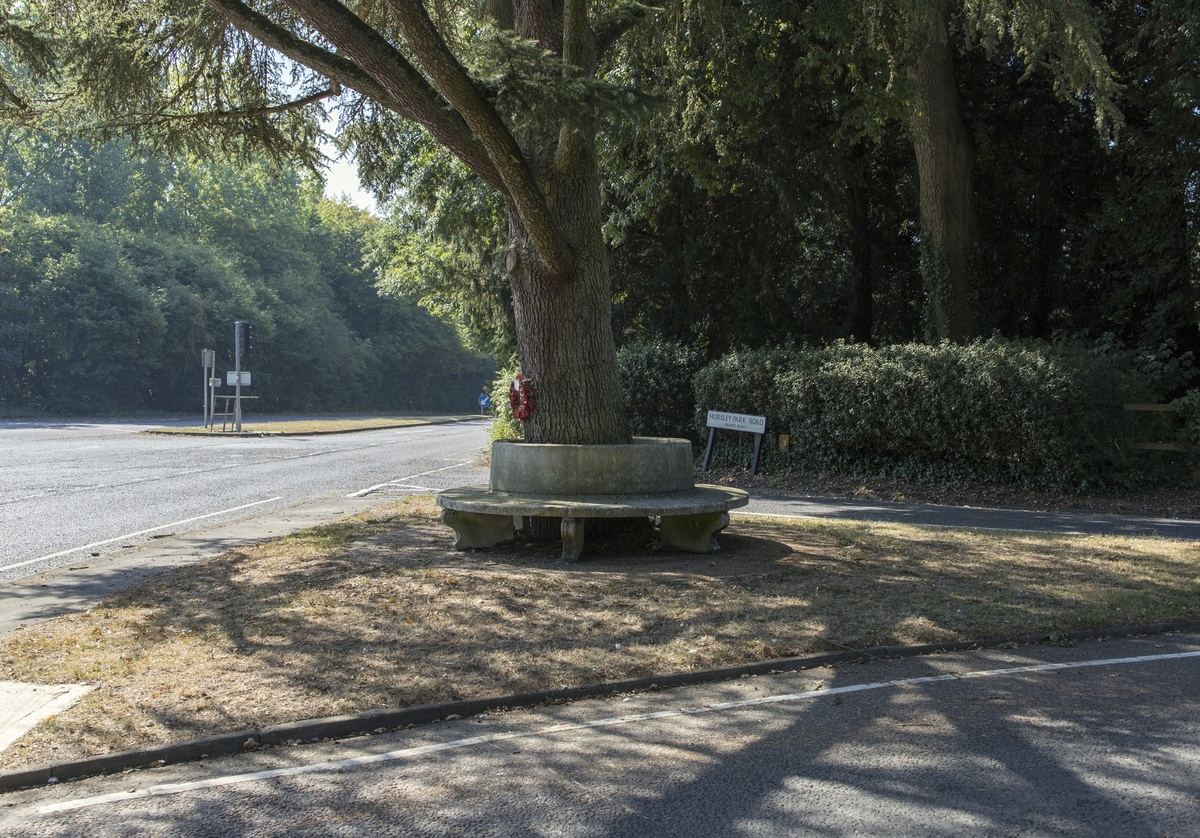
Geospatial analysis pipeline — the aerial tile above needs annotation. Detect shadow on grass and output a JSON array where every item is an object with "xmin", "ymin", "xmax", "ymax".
[{"xmin": 4, "ymin": 505, "xmax": 1200, "ymax": 768}]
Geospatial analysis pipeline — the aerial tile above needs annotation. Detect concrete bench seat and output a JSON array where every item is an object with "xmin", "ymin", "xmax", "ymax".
[{"xmin": 437, "ymin": 484, "xmax": 749, "ymax": 562}]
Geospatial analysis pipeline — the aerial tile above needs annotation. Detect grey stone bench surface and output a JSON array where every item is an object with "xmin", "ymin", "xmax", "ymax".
[
  {"xmin": 437, "ymin": 484, "xmax": 748, "ymax": 518},
  {"xmin": 436, "ymin": 484, "xmax": 749, "ymax": 561}
]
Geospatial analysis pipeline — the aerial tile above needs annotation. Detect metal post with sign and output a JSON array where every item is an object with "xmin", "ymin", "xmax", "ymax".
[
  {"xmin": 200, "ymin": 349, "xmax": 215, "ymax": 427},
  {"xmin": 209, "ymin": 372, "xmax": 221, "ymax": 429},
  {"xmin": 233, "ymin": 321, "xmax": 243, "ymax": 431},
  {"xmin": 701, "ymin": 410, "xmax": 768, "ymax": 477}
]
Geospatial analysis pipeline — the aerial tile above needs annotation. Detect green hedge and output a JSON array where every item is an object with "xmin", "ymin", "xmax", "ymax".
[
  {"xmin": 618, "ymin": 340, "xmax": 702, "ymax": 441},
  {"xmin": 693, "ymin": 340, "xmax": 1161, "ymax": 489},
  {"xmin": 487, "ymin": 358, "xmax": 523, "ymax": 443}
]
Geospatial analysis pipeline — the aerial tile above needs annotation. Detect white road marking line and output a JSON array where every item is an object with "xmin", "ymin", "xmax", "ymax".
[
  {"xmin": 345, "ymin": 461, "xmax": 476, "ymax": 497},
  {"xmin": 36, "ymin": 649, "xmax": 1200, "ymax": 815},
  {"xmin": 732, "ymin": 509, "xmax": 1102, "ymax": 536},
  {"xmin": 2, "ymin": 497, "xmax": 284, "ymax": 573}
]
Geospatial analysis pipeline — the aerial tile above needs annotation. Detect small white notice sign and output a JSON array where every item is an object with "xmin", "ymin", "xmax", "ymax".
[
  {"xmin": 226, "ymin": 371, "xmax": 252, "ymax": 386},
  {"xmin": 706, "ymin": 410, "xmax": 766, "ymax": 433}
]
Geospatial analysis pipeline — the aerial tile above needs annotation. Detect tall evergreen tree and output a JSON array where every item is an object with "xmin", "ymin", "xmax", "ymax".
[
  {"xmin": 24, "ymin": 0, "xmax": 657, "ymax": 443},
  {"xmin": 883, "ymin": 0, "xmax": 1120, "ymax": 341}
]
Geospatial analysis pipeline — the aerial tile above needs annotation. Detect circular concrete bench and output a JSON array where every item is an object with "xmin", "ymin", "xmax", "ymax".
[
  {"xmin": 437, "ymin": 484, "xmax": 749, "ymax": 562},
  {"xmin": 489, "ymin": 437, "xmax": 694, "ymax": 494}
]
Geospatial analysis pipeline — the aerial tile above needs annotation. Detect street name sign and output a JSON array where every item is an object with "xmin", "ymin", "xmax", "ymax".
[
  {"xmin": 706, "ymin": 410, "xmax": 766, "ymax": 433},
  {"xmin": 702, "ymin": 410, "xmax": 767, "ymax": 477}
]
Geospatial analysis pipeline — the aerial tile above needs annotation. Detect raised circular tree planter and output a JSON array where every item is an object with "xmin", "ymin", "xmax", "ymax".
[
  {"xmin": 439, "ymin": 437, "xmax": 748, "ymax": 561},
  {"xmin": 490, "ymin": 436, "xmax": 694, "ymax": 495}
]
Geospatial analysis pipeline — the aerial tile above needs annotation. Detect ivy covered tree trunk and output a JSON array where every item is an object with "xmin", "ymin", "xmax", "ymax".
[{"xmin": 909, "ymin": 0, "xmax": 979, "ymax": 343}]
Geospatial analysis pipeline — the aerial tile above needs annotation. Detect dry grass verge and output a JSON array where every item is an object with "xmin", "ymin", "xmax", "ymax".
[
  {"xmin": 3, "ymin": 498, "xmax": 1199, "ymax": 770},
  {"xmin": 147, "ymin": 417, "xmax": 473, "ymax": 436}
]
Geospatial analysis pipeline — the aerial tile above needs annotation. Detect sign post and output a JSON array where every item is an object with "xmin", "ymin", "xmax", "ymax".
[
  {"xmin": 231, "ymin": 321, "xmax": 253, "ymax": 432},
  {"xmin": 233, "ymin": 322, "xmax": 243, "ymax": 432},
  {"xmin": 701, "ymin": 410, "xmax": 767, "ymax": 477},
  {"xmin": 478, "ymin": 393, "xmax": 492, "ymax": 415},
  {"xmin": 200, "ymin": 349, "xmax": 216, "ymax": 428}
]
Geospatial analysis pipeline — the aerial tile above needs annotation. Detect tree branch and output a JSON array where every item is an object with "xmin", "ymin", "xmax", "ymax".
[
  {"xmin": 205, "ymin": 83, "xmax": 340, "ymax": 119},
  {"xmin": 380, "ymin": 0, "xmax": 573, "ymax": 277},
  {"xmin": 0, "ymin": 80, "xmax": 34, "ymax": 121},
  {"xmin": 115, "ymin": 84, "xmax": 339, "ymax": 125},
  {"xmin": 554, "ymin": 0, "xmax": 589, "ymax": 172},
  {"xmin": 205, "ymin": 0, "xmax": 503, "ymax": 189},
  {"xmin": 593, "ymin": 2, "xmax": 653, "ymax": 57}
]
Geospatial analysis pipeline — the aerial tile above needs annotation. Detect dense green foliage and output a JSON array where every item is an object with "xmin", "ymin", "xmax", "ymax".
[
  {"xmin": 3, "ymin": 0, "xmax": 1198, "ymax": 482},
  {"xmin": 0, "ymin": 137, "xmax": 490, "ymax": 415},
  {"xmin": 616, "ymin": 340, "xmax": 703, "ymax": 441},
  {"xmin": 694, "ymin": 341, "xmax": 1176, "ymax": 489},
  {"xmin": 487, "ymin": 357, "xmax": 522, "ymax": 443},
  {"xmin": 362, "ymin": 0, "xmax": 1197, "ymax": 373},
  {"xmin": 602, "ymin": 1, "xmax": 1198, "ymax": 358}
]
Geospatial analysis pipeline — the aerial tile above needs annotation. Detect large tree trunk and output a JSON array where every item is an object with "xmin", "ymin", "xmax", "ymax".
[
  {"xmin": 504, "ymin": 119, "xmax": 629, "ymax": 444},
  {"xmin": 908, "ymin": 0, "xmax": 978, "ymax": 343},
  {"xmin": 506, "ymin": 210, "xmax": 630, "ymax": 445},
  {"xmin": 845, "ymin": 146, "xmax": 874, "ymax": 345},
  {"xmin": 205, "ymin": 0, "xmax": 632, "ymax": 444},
  {"xmin": 498, "ymin": 0, "xmax": 630, "ymax": 445}
]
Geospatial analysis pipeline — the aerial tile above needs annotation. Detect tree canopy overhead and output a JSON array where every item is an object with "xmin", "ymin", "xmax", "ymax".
[
  {"xmin": 4, "ymin": 0, "xmax": 1196, "ymax": 426},
  {"xmin": 21, "ymin": 0, "xmax": 654, "ymax": 442}
]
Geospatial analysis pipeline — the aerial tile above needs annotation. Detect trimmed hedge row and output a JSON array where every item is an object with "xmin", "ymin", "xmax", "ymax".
[
  {"xmin": 618, "ymin": 340, "xmax": 703, "ymax": 441},
  {"xmin": 692, "ymin": 340, "xmax": 1161, "ymax": 490},
  {"xmin": 493, "ymin": 338, "xmax": 1173, "ymax": 489}
]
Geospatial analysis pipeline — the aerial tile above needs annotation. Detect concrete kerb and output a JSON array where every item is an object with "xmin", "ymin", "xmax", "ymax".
[
  {"xmin": 141, "ymin": 416, "xmax": 482, "ymax": 439},
  {"xmin": 4, "ymin": 618, "xmax": 1199, "ymax": 794}
]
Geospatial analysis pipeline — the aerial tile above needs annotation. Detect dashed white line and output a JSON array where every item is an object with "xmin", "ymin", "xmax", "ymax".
[
  {"xmin": 2, "ymin": 497, "xmax": 284, "ymax": 574},
  {"xmin": 34, "ymin": 649, "xmax": 1200, "ymax": 815}
]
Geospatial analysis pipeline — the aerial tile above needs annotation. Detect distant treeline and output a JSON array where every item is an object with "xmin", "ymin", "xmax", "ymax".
[{"xmin": 0, "ymin": 138, "xmax": 491, "ymax": 416}]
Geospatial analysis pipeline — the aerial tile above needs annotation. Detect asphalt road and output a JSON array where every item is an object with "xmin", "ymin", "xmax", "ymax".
[
  {"xmin": 5, "ymin": 423, "xmax": 1200, "ymax": 833},
  {"xmin": 2, "ymin": 632, "xmax": 1198, "ymax": 836},
  {"xmin": 0, "ymin": 418, "xmax": 492, "ymax": 584},
  {"xmin": 6, "ymin": 418, "xmax": 1200, "ymax": 592},
  {"xmin": 741, "ymin": 493, "xmax": 1200, "ymax": 540}
]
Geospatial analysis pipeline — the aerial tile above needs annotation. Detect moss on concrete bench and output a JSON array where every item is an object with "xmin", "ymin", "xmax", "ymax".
[{"xmin": 437, "ymin": 484, "xmax": 749, "ymax": 562}]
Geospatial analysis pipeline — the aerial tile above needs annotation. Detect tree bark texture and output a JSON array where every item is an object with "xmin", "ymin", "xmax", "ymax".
[
  {"xmin": 908, "ymin": 0, "xmax": 979, "ymax": 343},
  {"xmin": 845, "ymin": 147, "xmax": 874, "ymax": 345},
  {"xmin": 505, "ymin": 136, "xmax": 630, "ymax": 445},
  {"xmin": 501, "ymin": 0, "xmax": 629, "ymax": 445}
]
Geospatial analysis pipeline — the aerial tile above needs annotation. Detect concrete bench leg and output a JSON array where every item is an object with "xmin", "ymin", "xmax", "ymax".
[
  {"xmin": 561, "ymin": 518, "xmax": 584, "ymax": 562},
  {"xmin": 659, "ymin": 511, "xmax": 730, "ymax": 553},
  {"xmin": 441, "ymin": 508, "xmax": 514, "ymax": 549}
]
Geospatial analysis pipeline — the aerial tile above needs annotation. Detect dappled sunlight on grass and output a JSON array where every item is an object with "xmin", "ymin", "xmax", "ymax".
[{"xmin": 2, "ymin": 498, "xmax": 1198, "ymax": 770}]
